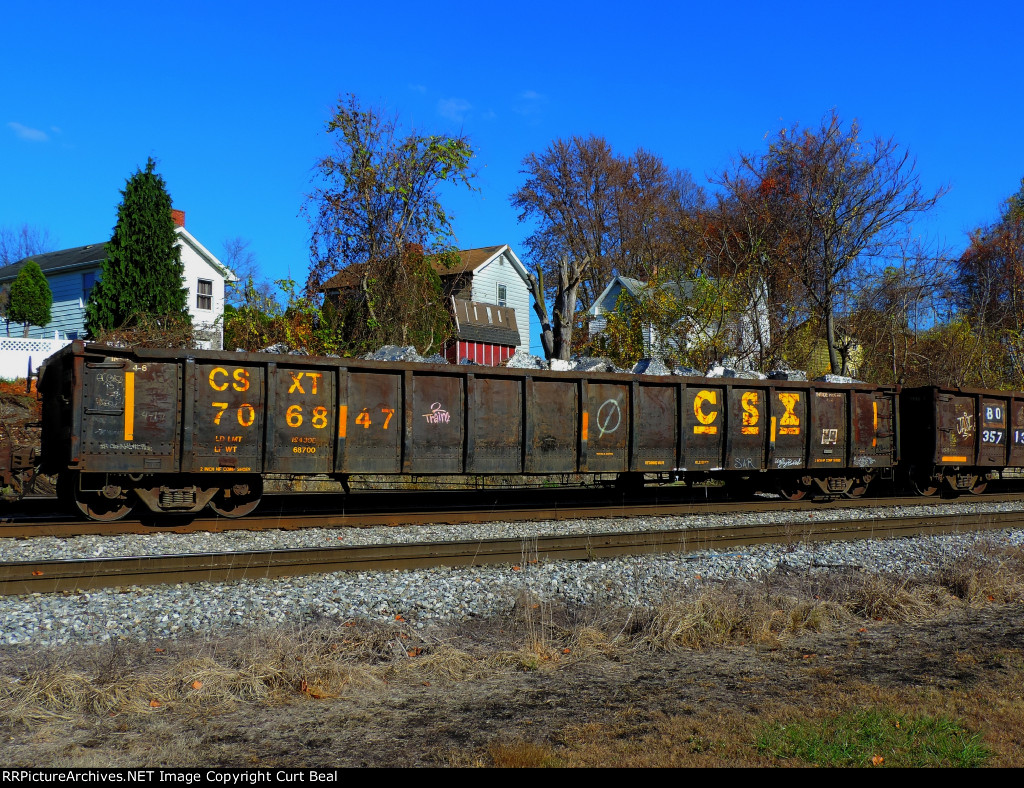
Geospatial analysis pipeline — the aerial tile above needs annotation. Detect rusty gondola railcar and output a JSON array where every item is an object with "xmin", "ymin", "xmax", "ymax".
[
  {"xmin": 900, "ymin": 385, "xmax": 1024, "ymax": 496},
  {"xmin": 37, "ymin": 342, "xmax": 901, "ymax": 521}
]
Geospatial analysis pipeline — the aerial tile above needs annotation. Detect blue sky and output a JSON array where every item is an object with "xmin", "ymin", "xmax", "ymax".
[{"xmin": 4, "ymin": 1, "xmax": 1023, "ymax": 354}]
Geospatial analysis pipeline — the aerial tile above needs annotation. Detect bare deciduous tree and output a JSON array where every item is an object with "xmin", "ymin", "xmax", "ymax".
[
  {"xmin": 0, "ymin": 224, "xmax": 56, "ymax": 265},
  {"xmin": 511, "ymin": 135, "xmax": 703, "ymax": 359},
  {"xmin": 725, "ymin": 110, "xmax": 946, "ymax": 373}
]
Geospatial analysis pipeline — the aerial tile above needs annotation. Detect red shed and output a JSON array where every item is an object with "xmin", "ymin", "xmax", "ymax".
[{"xmin": 442, "ymin": 298, "xmax": 520, "ymax": 365}]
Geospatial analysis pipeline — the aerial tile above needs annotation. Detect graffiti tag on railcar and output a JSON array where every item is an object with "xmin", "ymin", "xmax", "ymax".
[
  {"xmin": 422, "ymin": 402, "xmax": 451, "ymax": 424},
  {"xmin": 596, "ymin": 399, "xmax": 621, "ymax": 437},
  {"xmin": 956, "ymin": 413, "xmax": 974, "ymax": 438}
]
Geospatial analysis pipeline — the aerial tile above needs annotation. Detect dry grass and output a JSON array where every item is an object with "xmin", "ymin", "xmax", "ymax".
[
  {"xmin": 933, "ymin": 543, "xmax": 1024, "ymax": 604},
  {"xmin": 2, "ymin": 540, "xmax": 1023, "ymax": 766},
  {"xmin": 5, "ymin": 545, "xmax": 1022, "ymax": 725}
]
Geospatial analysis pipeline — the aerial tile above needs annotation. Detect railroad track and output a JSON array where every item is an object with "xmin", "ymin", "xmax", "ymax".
[
  {"xmin": 3, "ymin": 490, "xmax": 1022, "ymax": 538},
  {"xmin": 2, "ymin": 507, "xmax": 1021, "ymax": 596}
]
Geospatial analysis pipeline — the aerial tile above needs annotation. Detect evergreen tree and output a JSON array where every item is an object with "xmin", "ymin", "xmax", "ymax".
[
  {"xmin": 8, "ymin": 260, "xmax": 52, "ymax": 337},
  {"xmin": 85, "ymin": 158, "xmax": 189, "ymax": 336}
]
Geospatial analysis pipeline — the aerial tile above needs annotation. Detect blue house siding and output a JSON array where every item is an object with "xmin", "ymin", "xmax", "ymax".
[
  {"xmin": 1, "ymin": 227, "xmax": 233, "ymax": 347},
  {"xmin": 2, "ymin": 268, "xmax": 94, "ymax": 339}
]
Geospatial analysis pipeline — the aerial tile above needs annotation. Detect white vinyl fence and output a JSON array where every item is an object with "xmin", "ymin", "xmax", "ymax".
[{"xmin": 0, "ymin": 336, "xmax": 72, "ymax": 380}]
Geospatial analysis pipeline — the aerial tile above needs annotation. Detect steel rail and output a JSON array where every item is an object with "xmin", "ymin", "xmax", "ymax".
[
  {"xmin": 2, "ymin": 492, "xmax": 1022, "ymax": 539},
  {"xmin": 2, "ymin": 508, "xmax": 1021, "ymax": 596}
]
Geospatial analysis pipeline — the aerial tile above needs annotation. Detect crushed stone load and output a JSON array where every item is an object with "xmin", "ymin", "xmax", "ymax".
[
  {"xmin": 362, "ymin": 345, "xmax": 448, "ymax": 364},
  {"xmin": 573, "ymin": 356, "xmax": 622, "ymax": 373},
  {"xmin": 632, "ymin": 358, "xmax": 671, "ymax": 376},
  {"xmin": 768, "ymin": 369, "xmax": 808, "ymax": 381},
  {"xmin": 506, "ymin": 351, "xmax": 549, "ymax": 369},
  {"xmin": 298, "ymin": 344, "xmax": 827, "ymax": 383},
  {"xmin": 261, "ymin": 342, "xmax": 303, "ymax": 355}
]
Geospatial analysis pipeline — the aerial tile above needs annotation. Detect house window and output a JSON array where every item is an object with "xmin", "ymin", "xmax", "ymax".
[
  {"xmin": 81, "ymin": 272, "xmax": 95, "ymax": 305},
  {"xmin": 497, "ymin": 283, "xmax": 507, "ymax": 307},
  {"xmin": 197, "ymin": 279, "xmax": 213, "ymax": 310}
]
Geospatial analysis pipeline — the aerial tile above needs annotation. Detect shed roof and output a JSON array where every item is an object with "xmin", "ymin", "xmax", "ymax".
[{"xmin": 451, "ymin": 297, "xmax": 520, "ymax": 346}]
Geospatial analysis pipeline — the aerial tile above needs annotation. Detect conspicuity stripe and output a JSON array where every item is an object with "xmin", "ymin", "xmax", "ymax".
[{"xmin": 124, "ymin": 372, "xmax": 135, "ymax": 441}]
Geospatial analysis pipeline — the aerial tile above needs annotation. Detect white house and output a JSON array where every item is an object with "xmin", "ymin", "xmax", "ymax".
[
  {"xmin": 587, "ymin": 274, "xmax": 771, "ymax": 368},
  {"xmin": 321, "ymin": 244, "xmax": 534, "ymax": 366},
  {"xmin": 444, "ymin": 245, "xmax": 532, "ymax": 354},
  {"xmin": 0, "ymin": 211, "xmax": 236, "ymax": 350}
]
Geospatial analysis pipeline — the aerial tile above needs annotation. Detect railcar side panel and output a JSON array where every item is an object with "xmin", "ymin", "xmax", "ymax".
[
  {"xmin": 979, "ymin": 397, "xmax": 1009, "ymax": 467},
  {"xmin": 681, "ymin": 385, "xmax": 725, "ymax": 471},
  {"xmin": 411, "ymin": 374, "xmax": 464, "ymax": 473},
  {"xmin": 583, "ymin": 382, "xmax": 629, "ymax": 472},
  {"xmin": 809, "ymin": 390, "xmax": 847, "ymax": 470},
  {"xmin": 632, "ymin": 383, "xmax": 677, "ymax": 472},
  {"xmin": 850, "ymin": 391, "xmax": 894, "ymax": 467},
  {"xmin": 524, "ymin": 378, "xmax": 578, "ymax": 473},
  {"xmin": 726, "ymin": 387, "xmax": 767, "ymax": 472},
  {"xmin": 1010, "ymin": 399, "xmax": 1024, "ymax": 466},
  {"xmin": 897, "ymin": 386, "xmax": 937, "ymax": 466},
  {"xmin": 769, "ymin": 389, "xmax": 806, "ymax": 470},
  {"xmin": 340, "ymin": 371, "xmax": 402, "ymax": 473},
  {"xmin": 268, "ymin": 365, "xmax": 335, "ymax": 473},
  {"xmin": 936, "ymin": 393, "xmax": 977, "ymax": 465},
  {"xmin": 80, "ymin": 359, "xmax": 180, "ymax": 473},
  {"xmin": 467, "ymin": 375, "xmax": 522, "ymax": 474},
  {"xmin": 192, "ymin": 363, "xmax": 265, "ymax": 474}
]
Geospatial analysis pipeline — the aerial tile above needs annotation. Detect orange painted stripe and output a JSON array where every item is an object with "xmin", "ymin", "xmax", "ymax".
[
  {"xmin": 581, "ymin": 411, "xmax": 589, "ymax": 441},
  {"xmin": 124, "ymin": 372, "xmax": 135, "ymax": 441},
  {"xmin": 941, "ymin": 455, "xmax": 967, "ymax": 463},
  {"xmin": 770, "ymin": 416, "xmax": 777, "ymax": 443},
  {"xmin": 872, "ymin": 401, "xmax": 878, "ymax": 448},
  {"xmin": 338, "ymin": 405, "xmax": 347, "ymax": 438}
]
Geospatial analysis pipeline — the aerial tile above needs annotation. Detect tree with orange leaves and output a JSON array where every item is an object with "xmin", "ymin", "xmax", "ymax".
[
  {"xmin": 956, "ymin": 178, "xmax": 1024, "ymax": 332},
  {"xmin": 711, "ymin": 111, "xmax": 946, "ymax": 374}
]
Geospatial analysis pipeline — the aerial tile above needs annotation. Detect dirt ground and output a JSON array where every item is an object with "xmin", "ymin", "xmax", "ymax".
[{"xmin": 1, "ymin": 598, "xmax": 1022, "ymax": 768}]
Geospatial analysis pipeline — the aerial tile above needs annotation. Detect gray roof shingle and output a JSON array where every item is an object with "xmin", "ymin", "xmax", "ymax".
[{"xmin": 0, "ymin": 243, "xmax": 107, "ymax": 282}]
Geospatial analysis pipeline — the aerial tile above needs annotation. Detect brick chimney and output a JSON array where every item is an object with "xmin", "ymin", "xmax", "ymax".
[{"xmin": 171, "ymin": 209, "xmax": 185, "ymax": 228}]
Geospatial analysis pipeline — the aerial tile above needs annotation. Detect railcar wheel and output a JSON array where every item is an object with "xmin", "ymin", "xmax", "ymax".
[
  {"xmin": 59, "ymin": 473, "xmax": 134, "ymax": 522},
  {"xmin": 209, "ymin": 476, "xmax": 263, "ymax": 518},
  {"xmin": 969, "ymin": 480, "xmax": 988, "ymax": 495},
  {"xmin": 909, "ymin": 467, "xmax": 940, "ymax": 497},
  {"xmin": 777, "ymin": 478, "xmax": 811, "ymax": 501}
]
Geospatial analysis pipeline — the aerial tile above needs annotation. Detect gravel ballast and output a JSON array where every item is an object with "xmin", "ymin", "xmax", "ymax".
[{"xmin": 1, "ymin": 500, "xmax": 1022, "ymax": 646}]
